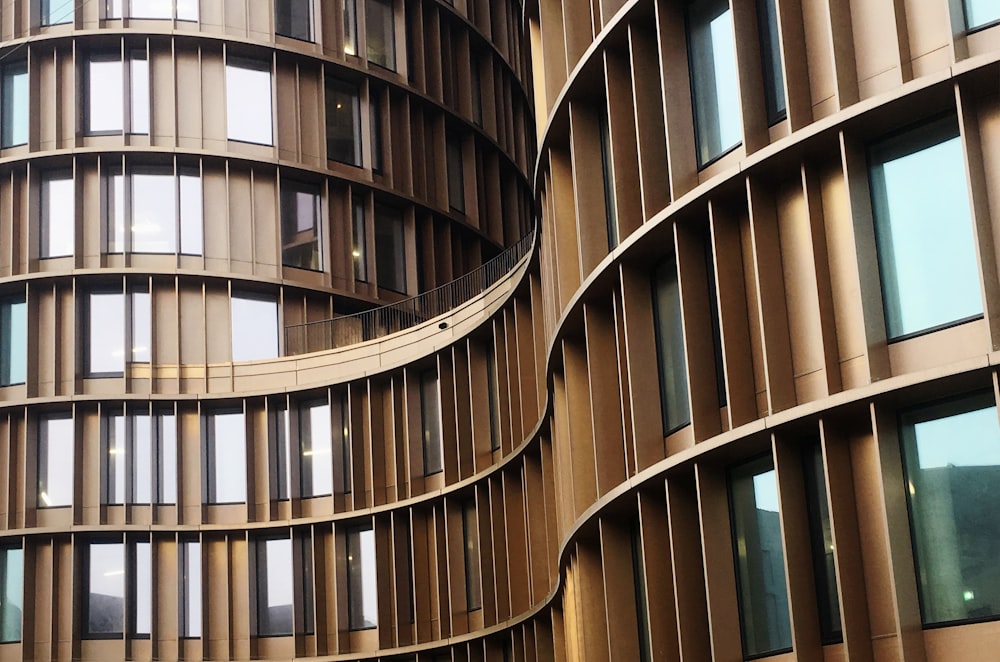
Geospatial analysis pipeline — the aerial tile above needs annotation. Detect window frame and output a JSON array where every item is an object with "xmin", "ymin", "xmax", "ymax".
[
  {"xmin": 225, "ymin": 58, "xmax": 274, "ymax": 146},
  {"xmin": 37, "ymin": 412, "xmax": 74, "ymax": 508},
  {"xmin": 0, "ymin": 545, "xmax": 23, "ymax": 643},
  {"xmin": 85, "ymin": 287, "xmax": 151, "ymax": 378},
  {"xmin": 40, "ymin": 170, "xmax": 75, "ymax": 259},
  {"xmin": 230, "ymin": 293, "xmax": 280, "ymax": 362},
  {"xmin": 651, "ymin": 258, "xmax": 691, "ymax": 436},
  {"xmin": 0, "ymin": 295, "xmax": 27, "ymax": 387},
  {"xmin": 280, "ymin": 178, "xmax": 324, "ymax": 271},
  {"xmin": 346, "ymin": 525, "xmax": 377, "ymax": 630},
  {"xmin": 101, "ymin": 406, "xmax": 177, "ymax": 506},
  {"xmin": 1, "ymin": 61, "xmax": 28, "ymax": 148},
  {"xmin": 274, "ymin": 0, "xmax": 314, "ymax": 42},
  {"xmin": 203, "ymin": 409, "xmax": 247, "ymax": 505}
]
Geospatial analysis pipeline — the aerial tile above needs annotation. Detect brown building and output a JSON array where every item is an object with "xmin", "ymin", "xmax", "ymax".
[{"xmin": 1, "ymin": 0, "xmax": 1000, "ymax": 660}]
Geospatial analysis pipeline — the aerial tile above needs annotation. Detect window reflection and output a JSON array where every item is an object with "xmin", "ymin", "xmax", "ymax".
[
  {"xmin": 40, "ymin": 0, "xmax": 74, "ymax": 25},
  {"xmin": 231, "ymin": 294, "xmax": 279, "ymax": 361},
  {"xmin": 41, "ymin": 172, "xmax": 74, "ymax": 258},
  {"xmin": 180, "ymin": 540, "xmax": 201, "ymax": 637},
  {"xmin": 206, "ymin": 410, "xmax": 246, "ymax": 503},
  {"xmin": 280, "ymin": 180, "xmax": 322, "ymax": 270},
  {"xmin": 365, "ymin": 0, "xmax": 396, "ymax": 70},
  {"xmin": 0, "ymin": 297, "xmax": 26, "ymax": 386},
  {"xmin": 275, "ymin": 0, "xmax": 312, "ymax": 41},
  {"xmin": 38, "ymin": 414, "xmax": 73, "ymax": 508},
  {"xmin": 326, "ymin": 78, "xmax": 362, "ymax": 166},
  {"xmin": 1, "ymin": 62, "xmax": 27, "ymax": 148},
  {"xmin": 652, "ymin": 259, "xmax": 690, "ymax": 435},
  {"xmin": 87, "ymin": 289, "xmax": 151, "ymax": 376},
  {"xmin": 0, "ymin": 547, "xmax": 22, "ymax": 642},
  {"xmin": 106, "ymin": 168, "xmax": 202, "ymax": 255},
  {"xmin": 300, "ymin": 399, "xmax": 332, "ymax": 497},
  {"xmin": 964, "ymin": 0, "xmax": 1000, "ymax": 29},
  {"xmin": 257, "ymin": 538, "xmax": 293, "ymax": 635},
  {"xmin": 226, "ymin": 60, "xmax": 273, "ymax": 145},
  {"xmin": 757, "ymin": 0, "xmax": 786, "ymax": 124},
  {"xmin": 353, "ymin": 199, "xmax": 368, "ymax": 281},
  {"xmin": 102, "ymin": 408, "xmax": 177, "ymax": 505},
  {"xmin": 420, "ymin": 368, "xmax": 443, "ymax": 475},
  {"xmin": 374, "ymin": 204, "xmax": 405, "ymax": 293},
  {"xmin": 87, "ymin": 542, "xmax": 125, "ymax": 636},
  {"xmin": 347, "ymin": 527, "xmax": 377, "ymax": 629},
  {"xmin": 688, "ymin": 0, "xmax": 742, "ymax": 165}
]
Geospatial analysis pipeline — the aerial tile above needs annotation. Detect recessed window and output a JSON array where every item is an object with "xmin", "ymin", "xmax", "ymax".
[
  {"xmin": 86, "ymin": 53, "xmax": 149, "ymax": 135},
  {"xmin": 40, "ymin": 171, "xmax": 74, "ymax": 258},
  {"xmin": 352, "ymin": 199, "xmax": 368, "ymax": 281},
  {"xmin": 179, "ymin": 539, "xmax": 202, "ymax": 638},
  {"xmin": 86, "ymin": 289, "xmax": 151, "ymax": 377},
  {"xmin": 106, "ymin": 168, "xmax": 203, "ymax": 255},
  {"xmin": 757, "ymin": 0, "xmax": 786, "ymax": 124},
  {"xmin": 38, "ymin": 413, "xmax": 73, "ymax": 508},
  {"xmin": 299, "ymin": 399, "xmax": 332, "ymax": 497},
  {"xmin": 729, "ymin": 456, "xmax": 792, "ymax": 658},
  {"xmin": 102, "ymin": 408, "xmax": 177, "ymax": 505},
  {"xmin": 462, "ymin": 501, "xmax": 482, "ymax": 611},
  {"xmin": 343, "ymin": 0, "xmax": 358, "ymax": 56},
  {"xmin": 598, "ymin": 112, "xmax": 617, "ymax": 249},
  {"xmin": 419, "ymin": 368, "xmax": 443, "ymax": 475},
  {"xmin": 365, "ymin": 0, "xmax": 396, "ymax": 70},
  {"xmin": 276, "ymin": 0, "xmax": 312, "ymax": 41},
  {"xmin": 106, "ymin": 0, "xmax": 199, "ymax": 19},
  {"xmin": 371, "ymin": 90, "xmax": 383, "ymax": 172},
  {"xmin": 803, "ymin": 441, "xmax": 842, "ymax": 643},
  {"xmin": 374, "ymin": 203, "xmax": 405, "ymax": 293},
  {"xmin": 346, "ymin": 526, "xmax": 377, "ymax": 630},
  {"xmin": 901, "ymin": 392, "xmax": 1000, "ymax": 625},
  {"xmin": 204, "ymin": 410, "xmax": 246, "ymax": 504},
  {"xmin": 0, "ymin": 296, "xmax": 26, "ymax": 386},
  {"xmin": 446, "ymin": 131, "xmax": 465, "ymax": 213},
  {"xmin": 1, "ymin": 62, "xmax": 27, "ymax": 148},
  {"xmin": 688, "ymin": 0, "xmax": 742, "ymax": 165},
  {"xmin": 39, "ymin": 0, "xmax": 73, "ymax": 25},
  {"xmin": 231, "ymin": 294, "xmax": 279, "ymax": 361},
  {"xmin": 256, "ymin": 537, "xmax": 293, "ymax": 636},
  {"xmin": 869, "ymin": 116, "xmax": 981, "ymax": 340},
  {"xmin": 226, "ymin": 59, "xmax": 273, "ymax": 145},
  {"xmin": 964, "ymin": 0, "xmax": 1000, "ymax": 29},
  {"xmin": 485, "ymin": 340, "xmax": 500, "ymax": 451},
  {"xmin": 0, "ymin": 546, "xmax": 23, "ymax": 642},
  {"xmin": 326, "ymin": 78, "xmax": 362, "ymax": 166},
  {"xmin": 280, "ymin": 180, "xmax": 322, "ymax": 270},
  {"xmin": 651, "ymin": 259, "xmax": 690, "ymax": 435},
  {"xmin": 85, "ymin": 540, "xmax": 151, "ymax": 638}
]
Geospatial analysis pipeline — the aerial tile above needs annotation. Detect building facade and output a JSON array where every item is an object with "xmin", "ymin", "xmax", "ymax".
[{"xmin": 2, "ymin": 0, "xmax": 1000, "ymax": 660}]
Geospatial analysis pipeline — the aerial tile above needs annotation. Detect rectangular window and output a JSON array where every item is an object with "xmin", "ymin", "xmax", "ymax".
[
  {"xmin": 205, "ymin": 410, "xmax": 246, "ymax": 504},
  {"xmin": 38, "ymin": 413, "xmax": 73, "ymax": 508},
  {"xmin": 688, "ymin": 0, "xmax": 742, "ymax": 165},
  {"xmin": 486, "ymin": 340, "xmax": 500, "ymax": 451},
  {"xmin": 652, "ymin": 259, "xmax": 690, "ymax": 435},
  {"xmin": 901, "ymin": 392, "xmax": 1000, "ymax": 625},
  {"xmin": 132, "ymin": 541, "xmax": 152, "ymax": 636},
  {"xmin": 446, "ymin": 131, "xmax": 465, "ymax": 213},
  {"xmin": 271, "ymin": 404, "xmax": 291, "ymax": 500},
  {"xmin": 86, "ymin": 53, "xmax": 149, "ymax": 135},
  {"xmin": 0, "ymin": 547, "xmax": 22, "ymax": 642},
  {"xmin": 599, "ymin": 111, "xmax": 617, "ymax": 249},
  {"xmin": 180, "ymin": 540, "xmax": 202, "ymax": 638},
  {"xmin": 256, "ymin": 538, "xmax": 293, "ymax": 636},
  {"xmin": 365, "ymin": 0, "xmax": 396, "ymax": 70},
  {"xmin": 1, "ymin": 62, "xmax": 27, "ymax": 148},
  {"xmin": 40, "ymin": 0, "xmax": 74, "ymax": 24},
  {"xmin": 420, "ymin": 368, "xmax": 443, "ymax": 475},
  {"xmin": 730, "ymin": 456, "xmax": 792, "ymax": 658},
  {"xmin": 121, "ymin": 0, "xmax": 198, "ymax": 19},
  {"xmin": 0, "ymin": 296, "xmax": 27, "ymax": 386},
  {"xmin": 346, "ymin": 526, "xmax": 377, "ymax": 630},
  {"xmin": 41, "ymin": 172, "xmax": 74, "ymax": 258},
  {"xmin": 231, "ymin": 294, "xmax": 279, "ymax": 361},
  {"xmin": 462, "ymin": 501, "xmax": 482, "ymax": 611},
  {"xmin": 353, "ymin": 199, "xmax": 368, "ymax": 281},
  {"xmin": 803, "ymin": 441, "xmax": 842, "ymax": 643},
  {"xmin": 226, "ymin": 59, "xmax": 273, "ymax": 145},
  {"xmin": 102, "ymin": 409, "xmax": 177, "ymax": 505},
  {"xmin": 87, "ymin": 542, "xmax": 125, "ymax": 636},
  {"xmin": 106, "ymin": 168, "xmax": 203, "ymax": 255},
  {"xmin": 275, "ymin": 0, "xmax": 312, "ymax": 41},
  {"xmin": 869, "ymin": 116, "xmax": 981, "ymax": 340},
  {"xmin": 374, "ymin": 203, "xmax": 405, "ymax": 293},
  {"xmin": 344, "ymin": 0, "xmax": 358, "ymax": 55},
  {"xmin": 300, "ymin": 399, "xmax": 332, "ymax": 497},
  {"xmin": 371, "ymin": 90, "xmax": 383, "ymax": 172},
  {"xmin": 631, "ymin": 522, "xmax": 652, "ymax": 662},
  {"xmin": 964, "ymin": 0, "xmax": 1000, "ymax": 29},
  {"xmin": 87, "ymin": 289, "xmax": 151, "ymax": 376},
  {"xmin": 281, "ymin": 180, "xmax": 323, "ymax": 270},
  {"xmin": 326, "ymin": 78, "xmax": 362, "ymax": 166},
  {"xmin": 757, "ymin": 0, "xmax": 786, "ymax": 124}
]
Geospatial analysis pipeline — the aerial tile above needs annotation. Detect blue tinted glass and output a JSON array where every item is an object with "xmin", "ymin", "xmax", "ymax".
[
  {"xmin": 870, "ymin": 119, "xmax": 981, "ymax": 338},
  {"xmin": 41, "ymin": 0, "xmax": 74, "ymax": 24},
  {"xmin": 902, "ymin": 394, "xmax": 1000, "ymax": 625},
  {"xmin": 689, "ymin": 0, "xmax": 742, "ymax": 165},
  {"xmin": 1, "ymin": 63, "xmax": 27, "ymax": 148},
  {"xmin": 0, "ymin": 548, "xmax": 22, "ymax": 642},
  {"xmin": 1, "ymin": 299, "xmax": 26, "ymax": 385},
  {"xmin": 965, "ymin": 0, "xmax": 1000, "ymax": 29}
]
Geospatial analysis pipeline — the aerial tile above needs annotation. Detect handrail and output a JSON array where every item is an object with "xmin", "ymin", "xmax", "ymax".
[{"xmin": 284, "ymin": 227, "xmax": 536, "ymax": 355}]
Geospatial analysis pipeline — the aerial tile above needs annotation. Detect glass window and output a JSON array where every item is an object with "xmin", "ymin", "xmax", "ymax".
[
  {"xmin": 40, "ymin": 0, "xmax": 74, "ymax": 24},
  {"xmin": 420, "ymin": 368, "xmax": 443, "ymax": 475},
  {"xmin": 1, "ymin": 62, "xmax": 27, "ymax": 148},
  {"xmin": 688, "ymin": 0, "xmax": 742, "ymax": 165},
  {"xmin": 326, "ymin": 78, "xmax": 362, "ymax": 166},
  {"xmin": 41, "ymin": 172, "xmax": 74, "ymax": 258},
  {"xmin": 757, "ymin": 0, "xmax": 786, "ymax": 124},
  {"xmin": 365, "ymin": 0, "xmax": 396, "ymax": 70},
  {"xmin": 374, "ymin": 203, "xmax": 405, "ymax": 293},
  {"xmin": 651, "ymin": 259, "xmax": 690, "ymax": 435},
  {"xmin": 730, "ymin": 456, "xmax": 792, "ymax": 657},
  {"xmin": 180, "ymin": 540, "xmax": 202, "ymax": 638},
  {"xmin": 102, "ymin": 409, "xmax": 177, "ymax": 505},
  {"xmin": 276, "ymin": 0, "xmax": 312, "ymax": 41},
  {"xmin": 346, "ymin": 526, "xmax": 377, "ymax": 630},
  {"xmin": 231, "ymin": 294, "xmax": 279, "ymax": 361},
  {"xmin": 447, "ymin": 132, "xmax": 465, "ymax": 212},
  {"xmin": 486, "ymin": 340, "xmax": 500, "ymax": 451},
  {"xmin": 38, "ymin": 413, "xmax": 73, "ymax": 508},
  {"xmin": 205, "ymin": 410, "xmax": 246, "ymax": 503},
  {"xmin": 462, "ymin": 501, "xmax": 482, "ymax": 611},
  {"xmin": 0, "ymin": 547, "xmax": 22, "ymax": 642},
  {"xmin": 281, "ymin": 180, "xmax": 322, "ymax": 270},
  {"xmin": 803, "ymin": 441, "xmax": 842, "ymax": 643},
  {"xmin": 631, "ymin": 522, "xmax": 652, "ymax": 662},
  {"xmin": 87, "ymin": 542, "xmax": 125, "ymax": 636},
  {"xmin": 471, "ymin": 55, "xmax": 483, "ymax": 127},
  {"xmin": 964, "ymin": 0, "xmax": 1000, "ymax": 29},
  {"xmin": 352, "ymin": 199, "xmax": 368, "ymax": 281},
  {"xmin": 371, "ymin": 91, "xmax": 383, "ymax": 172},
  {"xmin": 106, "ymin": 169, "xmax": 202, "ymax": 255},
  {"xmin": 599, "ymin": 112, "xmax": 617, "ymax": 249},
  {"xmin": 344, "ymin": 0, "xmax": 358, "ymax": 56},
  {"xmin": 300, "ymin": 399, "xmax": 332, "ymax": 497},
  {"xmin": 901, "ymin": 392, "xmax": 1000, "ymax": 625},
  {"xmin": 121, "ymin": 0, "xmax": 197, "ymax": 20},
  {"xmin": 133, "ymin": 541, "xmax": 152, "ymax": 636},
  {"xmin": 0, "ymin": 296, "xmax": 27, "ymax": 386},
  {"xmin": 87, "ymin": 58, "xmax": 123, "ymax": 134},
  {"xmin": 257, "ymin": 538, "xmax": 293, "ymax": 636},
  {"xmin": 226, "ymin": 60, "xmax": 273, "ymax": 145},
  {"xmin": 869, "ymin": 116, "xmax": 981, "ymax": 339},
  {"xmin": 271, "ymin": 404, "xmax": 292, "ymax": 500},
  {"xmin": 87, "ymin": 289, "xmax": 151, "ymax": 376}
]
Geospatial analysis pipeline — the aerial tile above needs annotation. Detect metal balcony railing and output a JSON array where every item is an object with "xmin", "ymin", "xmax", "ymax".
[{"xmin": 284, "ymin": 228, "xmax": 535, "ymax": 356}]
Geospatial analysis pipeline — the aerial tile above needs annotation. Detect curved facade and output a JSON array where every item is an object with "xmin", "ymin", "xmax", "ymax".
[{"xmin": 5, "ymin": 0, "xmax": 1000, "ymax": 660}]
